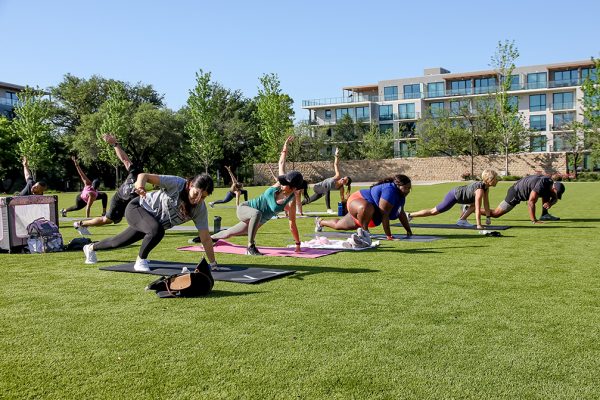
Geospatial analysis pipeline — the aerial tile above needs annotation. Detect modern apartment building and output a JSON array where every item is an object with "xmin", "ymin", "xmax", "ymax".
[
  {"xmin": 0, "ymin": 81, "xmax": 25, "ymax": 119},
  {"xmin": 302, "ymin": 60, "xmax": 596, "ymax": 158}
]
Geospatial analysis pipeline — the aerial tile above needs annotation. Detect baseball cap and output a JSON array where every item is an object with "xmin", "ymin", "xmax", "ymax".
[
  {"xmin": 277, "ymin": 170, "xmax": 304, "ymax": 189},
  {"xmin": 553, "ymin": 182, "xmax": 565, "ymax": 199}
]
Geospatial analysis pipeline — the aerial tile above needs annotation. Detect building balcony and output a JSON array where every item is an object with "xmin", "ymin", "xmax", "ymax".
[
  {"xmin": 302, "ymin": 95, "xmax": 378, "ymax": 107},
  {"xmin": 550, "ymin": 124, "xmax": 574, "ymax": 132},
  {"xmin": 551, "ymin": 102, "xmax": 575, "ymax": 111}
]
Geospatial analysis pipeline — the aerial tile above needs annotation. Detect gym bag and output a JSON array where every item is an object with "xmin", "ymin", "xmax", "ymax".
[
  {"xmin": 146, "ymin": 257, "xmax": 214, "ymax": 298},
  {"xmin": 26, "ymin": 218, "xmax": 64, "ymax": 253}
]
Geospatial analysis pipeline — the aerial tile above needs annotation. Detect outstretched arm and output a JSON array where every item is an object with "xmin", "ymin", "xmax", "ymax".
[
  {"xmin": 72, "ymin": 156, "xmax": 92, "ymax": 186},
  {"xmin": 103, "ymin": 134, "xmax": 132, "ymax": 171},
  {"xmin": 267, "ymin": 165, "xmax": 279, "ymax": 187},
  {"xmin": 225, "ymin": 166, "xmax": 238, "ymax": 186},
  {"xmin": 527, "ymin": 191, "xmax": 542, "ymax": 224},
  {"xmin": 84, "ymin": 192, "xmax": 97, "ymax": 218},
  {"xmin": 474, "ymin": 189, "xmax": 484, "ymax": 229},
  {"xmin": 22, "ymin": 157, "xmax": 32, "ymax": 181},
  {"xmin": 333, "ymin": 147, "xmax": 341, "ymax": 179},
  {"xmin": 278, "ymin": 136, "xmax": 294, "ymax": 176}
]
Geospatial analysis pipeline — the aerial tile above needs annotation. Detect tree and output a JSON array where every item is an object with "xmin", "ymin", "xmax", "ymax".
[
  {"xmin": 416, "ymin": 108, "xmax": 469, "ymax": 157},
  {"xmin": 333, "ymin": 114, "xmax": 362, "ymax": 160},
  {"xmin": 490, "ymin": 40, "xmax": 529, "ymax": 175},
  {"xmin": 12, "ymin": 87, "xmax": 55, "ymax": 179},
  {"xmin": 580, "ymin": 57, "xmax": 600, "ymax": 168},
  {"xmin": 0, "ymin": 117, "xmax": 19, "ymax": 185},
  {"xmin": 359, "ymin": 124, "xmax": 393, "ymax": 160},
  {"xmin": 185, "ymin": 69, "xmax": 222, "ymax": 174},
  {"xmin": 255, "ymin": 73, "xmax": 294, "ymax": 162}
]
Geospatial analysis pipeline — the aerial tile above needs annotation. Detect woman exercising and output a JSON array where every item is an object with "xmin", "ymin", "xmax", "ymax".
[
  {"xmin": 209, "ymin": 165, "xmax": 248, "ymax": 207},
  {"xmin": 61, "ymin": 156, "xmax": 107, "ymax": 218},
  {"xmin": 211, "ymin": 136, "xmax": 309, "ymax": 255},
  {"xmin": 316, "ymin": 174, "xmax": 412, "ymax": 240},
  {"xmin": 407, "ymin": 169, "xmax": 499, "ymax": 229}
]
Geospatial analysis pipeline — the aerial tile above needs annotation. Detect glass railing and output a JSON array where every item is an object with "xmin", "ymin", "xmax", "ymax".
[
  {"xmin": 529, "ymin": 124, "xmax": 547, "ymax": 131},
  {"xmin": 549, "ymin": 79, "xmax": 580, "ymax": 88},
  {"xmin": 525, "ymin": 82, "xmax": 547, "ymax": 90},
  {"xmin": 426, "ymin": 90, "xmax": 445, "ymax": 98},
  {"xmin": 448, "ymin": 88, "xmax": 472, "ymax": 96},
  {"xmin": 383, "ymin": 94, "xmax": 398, "ymax": 101},
  {"xmin": 396, "ymin": 112, "xmax": 420, "ymax": 120},
  {"xmin": 551, "ymin": 102, "xmax": 575, "ymax": 110},
  {"xmin": 402, "ymin": 92, "xmax": 422, "ymax": 99},
  {"xmin": 302, "ymin": 95, "xmax": 378, "ymax": 107},
  {"xmin": 379, "ymin": 114, "xmax": 394, "ymax": 121}
]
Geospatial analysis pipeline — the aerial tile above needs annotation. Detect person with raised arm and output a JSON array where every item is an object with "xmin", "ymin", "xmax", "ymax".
[
  {"xmin": 211, "ymin": 136, "xmax": 308, "ymax": 255},
  {"xmin": 209, "ymin": 165, "xmax": 248, "ymax": 208},
  {"xmin": 19, "ymin": 157, "xmax": 48, "ymax": 196},
  {"xmin": 61, "ymin": 156, "xmax": 107, "ymax": 219}
]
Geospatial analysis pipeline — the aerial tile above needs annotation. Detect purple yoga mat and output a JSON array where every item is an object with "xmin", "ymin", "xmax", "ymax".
[{"xmin": 178, "ymin": 240, "xmax": 340, "ymax": 258}]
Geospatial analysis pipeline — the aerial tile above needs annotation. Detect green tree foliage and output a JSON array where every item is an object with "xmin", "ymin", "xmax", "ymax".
[
  {"xmin": 416, "ymin": 108, "xmax": 468, "ymax": 157},
  {"xmin": 185, "ymin": 70, "xmax": 223, "ymax": 174},
  {"xmin": 334, "ymin": 114, "xmax": 361, "ymax": 160},
  {"xmin": 0, "ymin": 117, "xmax": 19, "ymax": 181},
  {"xmin": 580, "ymin": 57, "xmax": 600, "ymax": 166},
  {"xmin": 98, "ymin": 82, "xmax": 132, "ymax": 167},
  {"xmin": 12, "ymin": 87, "xmax": 55, "ymax": 178},
  {"xmin": 255, "ymin": 73, "xmax": 294, "ymax": 162},
  {"xmin": 290, "ymin": 122, "xmax": 329, "ymax": 162},
  {"xmin": 359, "ymin": 124, "xmax": 393, "ymax": 160},
  {"xmin": 490, "ymin": 40, "xmax": 528, "ymax": 175}
]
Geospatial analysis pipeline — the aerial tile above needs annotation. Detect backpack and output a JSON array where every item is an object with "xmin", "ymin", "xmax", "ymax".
[
  {"xmin": 145, "ymin": 258, "xmax": 214, "ymax": 298},
  {"xmin": 26, "ymin": 218, "xmax": 64, "ymax": 253}
]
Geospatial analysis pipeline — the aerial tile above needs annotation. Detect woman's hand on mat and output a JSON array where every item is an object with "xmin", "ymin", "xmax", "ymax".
[{"xmin": 386, "ymin": 235, "xmax": 394, "ymax": 241}]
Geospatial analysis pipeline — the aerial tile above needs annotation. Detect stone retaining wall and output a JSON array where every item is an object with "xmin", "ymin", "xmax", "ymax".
[{"xmin": 253, "ymin": 153, "xmax": 567, "ymax": 184}]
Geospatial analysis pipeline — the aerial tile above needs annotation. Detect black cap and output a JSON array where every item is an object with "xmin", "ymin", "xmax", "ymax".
[
  {"xmin": 553, "ymin": 182, "xmax": 565, "ymax": 199},
  {"xmin": 277, "ymin": 170, "xmax": 304, "ymax": 189}
]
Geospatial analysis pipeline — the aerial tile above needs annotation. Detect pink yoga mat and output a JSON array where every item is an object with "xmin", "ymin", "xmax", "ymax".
[{"xmin": 177, "ymin": 240, "xmax": 339, "ymax": 258}]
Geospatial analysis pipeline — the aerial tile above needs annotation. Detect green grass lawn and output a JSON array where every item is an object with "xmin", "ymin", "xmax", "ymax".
[{"xmin": 1, "ymin": 182, "xmax": 599, "ymax": 399}]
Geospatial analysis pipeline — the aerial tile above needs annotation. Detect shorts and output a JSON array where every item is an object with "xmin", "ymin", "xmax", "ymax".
[
  {"xmin": 105, "ymin": 195, "xmax": 132, "ymax": 223},
  {"xmin": 347, "ymin": 191, "xmax": 377, "ymax": 229},
  {"xmin": 502, "ymin": 186, "xmax": 522, "ymax": 208}
]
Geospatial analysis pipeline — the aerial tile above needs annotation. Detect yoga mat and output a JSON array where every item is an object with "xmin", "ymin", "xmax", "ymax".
[
  {"xmin": 178, "ymin": 240, "xmax": 340, "ymax": 258},
  {"xmin": 292, "ymin": 239, "xmax": 380, "ymax": 250},
  {"xmin": 168, "ymin": 225, "xmax": 230, "ymax": 232},
  {"xmin": 394, "ymin": 223, "xmax": 511, "ymax": 230},
  {"xmin": 307, "ymin": 232, "xmax": 443, "ymax": 242},
  {"xmin": 100, "ymin": 260, "xmax": 295, "ymax": 284}
]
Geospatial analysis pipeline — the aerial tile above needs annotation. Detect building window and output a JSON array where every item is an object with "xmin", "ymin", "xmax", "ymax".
[
  {"xmin": 430, "ymin": 102, "xmax": 444, "ymax": 117},
  {"xmin": 530, "ymin": 135, "xmax": 547, "ymax": 152},
  {"xmin": 553, "ymin": 112, "xmax": 575, "ymax": 130},
  {"xmin": 403, "ymin": 84, "xmax": 421, "ymax": 99},
  {"xmin": 552, "ymin": 70, "xmax": 578, "ymax": 87},
  {"xmin": 530, "ymin": 115, "xmax": 546, "ymax": 131},
  {"xmin": 510, "ymin": 75, "xmax": 520, "ymax": 90},
  {"xmin": 379, "ymin": 105, "xmax": 393, "ymax": 121},
  {"xmin": 450, "ymin": 100, "xmax": 469, "ymax": 115},
  {"xmin": 582, "ymin": 67, "xmax": 598, "ymax": 81},
  {"xmin": 398, "ymin": 122, "xmax": 416, "ymax": 138},
  {"xmin": 379, "ymin": 123, "xmax": 393, "ymax": 133},
  {"xmin": 449, "ymin": 80, "xmax": 472, "ymax": 96},
  {"xmin": 529, "ymin": 94, "xmax": 546, "ymax": 112},
  {"xmin": 474, "ymin": 77, "xmax": 496, "ymax": 94},
  {"xmin": 397, "ymin": 141, "xmax": 417, "ymax": 158},
  {"xmin": 336, "ymin": 108, "xmax": 353, "ymax": 121},
  {"xmin": 527, "ymin": 72, "xmax": 547, "ymax": 89},
  {"xmin": 508, "ymin": 96, "xmax": 519, "ymax": 111},
  {"xmin": 552, "ymin": 92, "xmax": 574, "ymax": 110},
  {"xmin": 398, "ymin": 103, "xmax": 415, "ymax": 119},
  {"xmin": 356, "ymin": 106, "xmax": 369, "ymax": 122},
  {"xmin": 384, "ymin": 86, "xmax": 398, "ymax": 101},
  {"xmin": 553, "ymin": 133, "xmax": 574, "ymax": 151},
  {"xmin": 427, "ymin": 82, "xmax": 445, "ymax": 98},
  {"xmin": 325, "ymin": 109, "xmax": 332, "ymax": 119}
]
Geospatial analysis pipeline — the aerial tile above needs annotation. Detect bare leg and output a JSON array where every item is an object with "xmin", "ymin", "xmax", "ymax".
[
  {"xmin": 320, "ymin": 214, "xmax": 357, "ymax": 230},
  {"xmin": 410, "ymin": 207, "xmax": 440, "ymax": 218},
  {"xmin": 81, "ymin": 216, "xmax": 113, "ymax": 227}
]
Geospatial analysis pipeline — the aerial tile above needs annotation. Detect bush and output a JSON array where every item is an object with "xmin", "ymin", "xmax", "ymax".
[
  {"xmin": 576, "ymin": 172, "xmax": 600, "ymax": 181},
  {"xmin": 500, "ymin": 175, "xmax": 521, "ymax": 181}
]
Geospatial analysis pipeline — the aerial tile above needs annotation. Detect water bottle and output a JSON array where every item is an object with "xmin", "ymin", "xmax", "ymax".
[
  {"xmin": 213, "ymin": 216, "xmax": 222, "ymax": 233},
  {"xmin": 337, "ymin": 202, "xmax": 343, "ymax": 216}
]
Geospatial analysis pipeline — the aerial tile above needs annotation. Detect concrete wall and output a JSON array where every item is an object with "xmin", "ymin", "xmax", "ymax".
[{"xmin": 253, "ymin": 153, "xmax": 567, "ymax": 184}]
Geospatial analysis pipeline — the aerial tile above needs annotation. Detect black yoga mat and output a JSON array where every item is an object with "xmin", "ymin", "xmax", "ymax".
[
  {"xmin": 100, "ymin": 261, "xmax": 295, "ymax": 284},
  {"xmin": 393, "ymin": 223, "xmax": 511, "ymax": 230}
]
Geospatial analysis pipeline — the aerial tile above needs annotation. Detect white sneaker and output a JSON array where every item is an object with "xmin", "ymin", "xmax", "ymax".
[
  {"xmin": 134, "ymin": 257, "xmax": 151, "ymax": 272},
  {"xmin": 315, "ymin": 218, "xmax": 323, "ymax": 232},
  {"xmin": 327, "ymin": 209, "xmax": 336, "ymax": 214},
  {"xmin": 83, "ymin": 244, "xmax": 97, "ymax": 264},
  {"xmin": 405, "ymin": 211, "xmax": 413, "ymax": 222},
  {"xmin": 73, "ymin": 222, "xmax": 91, "ymax": 236},
  {"xmin": 456, "ymin": 219, "xmax": 475, "ymax": 228},
  {"xmin": 356, "ymin": 228, "xmax": 372, "ymax": 245},
  {"xmin": 209, "ymin": 202, "xmax": 214, "ymax": 208}
]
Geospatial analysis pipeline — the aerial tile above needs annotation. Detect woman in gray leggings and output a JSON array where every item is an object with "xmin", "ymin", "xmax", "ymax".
[{"xmin": 212, "ymin": 136, "xmax": 308, "ymax": 255}]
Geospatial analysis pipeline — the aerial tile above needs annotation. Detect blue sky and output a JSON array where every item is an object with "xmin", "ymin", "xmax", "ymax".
[{"xmin": 1, "ymin": 0, "xmax": 599, "ymax": 121}]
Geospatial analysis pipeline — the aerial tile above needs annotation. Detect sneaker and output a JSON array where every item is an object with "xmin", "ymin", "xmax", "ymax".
[
  {"xmin": 134, "ymin": 257, "xmax": 151, "ymax": 272},
  {"xmin": 209, "ymin": 202, "xmax": 215, "ymax": 208},
  {"xmin": 327, "ymin": 209, "xmax": 336, "ymax": 214},
  {"xmin": 73, "ymin": 222, "xmax": 91, "ymax": 236},
  {"xmin": 61, "ymin": 209, "xmax": 67, "ymax": 218},
  {"xmin": 83, "ymin": 244, "xmax": 97, "ymax": 264},
  {"xmin": 356, "ymin": 228, "xmax": 372, "ymax": 246},
  {"xmin": 406, "ymin": 212, "xmax": 413, "ymax": 222},
  {"xmin": 246, "ymin": 244, "xmax": 263, "ymax": 256},
  {"xmin": 456, "ymin": 219, "xmax": 475, "ymax": 228},
  {"xmin": 348, "ymin": 234, "xmax": 369, "ymax": 248},
  {"xmin": 540, "ymin": 213, "xmax": 560, "ymax": 221},
  {"xmin": 315, "ymin": 218, "xmax": 323, "ymax": 232}
]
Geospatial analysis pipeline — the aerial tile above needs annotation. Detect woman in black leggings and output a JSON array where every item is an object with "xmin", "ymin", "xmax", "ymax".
[
  {"xmin": 82, "ymin": 173, "xmax": 218, "ymax": 272},
  {"xmin": 209, "ymin": 165, "xmax": 248, "ymax": 207},
  {"xmin": 61, "ymin": 156, "xmax": 107, "ymax": 218}
]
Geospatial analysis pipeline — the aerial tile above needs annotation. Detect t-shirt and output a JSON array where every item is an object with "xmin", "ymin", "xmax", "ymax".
[
  {"xmin": 512, "ymin": 175, "xmax": 554, "ymax": 202},
  {"xmin": 247, "ymin": 186, "xmax": 295, "ymax": 224},
  {"xmin": 140, "ymin": 175, "xmax": 208, "ymax": 230},
  {"xmin": 359, "ymin": 182, "xmax": 405, "ymax": 225},
  {"xmin": 81, "ymin": 185, "xmax": 98, "ymax": 202},
  {"xmin": 313, "ymin": 177, "xmax": 337, "ymax": 195},
  {"xmin": 454, "ymin": 181, "xmax": 487, "ymax": 204},
  {"xmin": 116, "ymin": 164, "xmax": 142, "ymax": 201},
  {"xmin": 19, "ymin": 178, "xmax": 34, "ymax": 196}
]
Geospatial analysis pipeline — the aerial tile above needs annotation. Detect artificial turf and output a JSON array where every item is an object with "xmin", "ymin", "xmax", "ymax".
[{"xmin": 1, "ymin": 182, "xmax": 599, "ymax": 399}]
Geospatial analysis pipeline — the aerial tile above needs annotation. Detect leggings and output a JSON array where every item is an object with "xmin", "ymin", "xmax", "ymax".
[
  {"xmin": 302, "ymin": 190, "xmax": 331, "ymax": 209},
  {"xmin": 65, "ymin": 192, "xmax": 108, "ymax": 212},
  {"xmin": 212, "ymin": 204, "xmax": 263, "ymax": 245},
  {"xmin": 213, "ymin": 190, "xmax": 248, "ymax": 205},
  {"xmin": 93, "ymin": 198, "xmax": 165, "ymax": 259},
  {"xmin": 434, "ymin": 188, "xmax": 458, "ymax": 213}
]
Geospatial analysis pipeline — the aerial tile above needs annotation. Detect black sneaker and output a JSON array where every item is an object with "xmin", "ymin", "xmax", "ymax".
[{"xmin": 246, "ymin": 244, "xmax": 263, "ymax": 256}]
